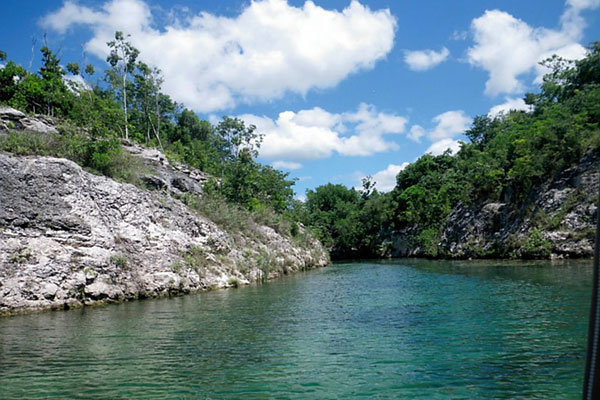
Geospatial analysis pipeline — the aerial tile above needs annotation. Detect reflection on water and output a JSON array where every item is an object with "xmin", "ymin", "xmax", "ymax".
[{"xmin": 0, "ymin": 259, "xmax": 592, "ymax": 399}]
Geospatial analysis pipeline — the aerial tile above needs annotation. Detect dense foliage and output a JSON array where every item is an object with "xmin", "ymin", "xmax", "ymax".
[
  {"xmin": 294, "ymin": 42, "xmax": 600, "ymax": 259},
  {"xmin": 0, "ymin": 32, "xmax": 296, "ymax": 216},
  {"xmin": 1, "ymin": 36, "xmax": 598, "ymax": 259}
]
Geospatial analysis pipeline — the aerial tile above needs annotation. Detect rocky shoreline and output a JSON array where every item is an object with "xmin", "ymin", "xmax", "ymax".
[
  {"xmin": 391, "ymin": 151, "xmax": 599, "ymax": 260},
  {"xmin": 0, "ymin": 152, "xmax": 328, "ymax": 316}
]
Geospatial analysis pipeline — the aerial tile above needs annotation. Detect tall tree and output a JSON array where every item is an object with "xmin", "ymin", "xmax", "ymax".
[
  {"xmin": 215, "ymin": 116, "xmax": 263, "ymax": 160},
  {"xmin": 134, "ymin": 61, "xmax": 163, "ymax": 148},
  {"xmin": 39, "ymin": 46, "xmax": 69, "ymax": 116},
  {"xmin": 106, "ymin": 31, "xmax": 139, "ymax": 140}
]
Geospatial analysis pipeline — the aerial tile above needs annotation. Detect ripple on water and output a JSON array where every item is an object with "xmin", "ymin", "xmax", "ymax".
[{"xmin": 0, "ymin": 259, "xmax": 592, "ymax": 399}]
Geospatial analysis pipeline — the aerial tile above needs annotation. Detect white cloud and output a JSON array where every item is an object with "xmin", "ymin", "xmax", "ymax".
[
  {"xmin": 451, "ymin": 30, "xmax": 467, "ymax": 41},
  {"xmin": 429, "ymin": 110, "xmax": 471, "ymax": 141},
  {"xmin": 241, "ymin": 103, "xmax": 408, "ymax": 161},
  {"xmin": 425, "ymin": 139, "xmax": 462, "ymax": 156},
  {"xmin": 295, "ymin": 194, "xmax": 307, "ymax": 202},
  {"xmin": 407, "ymin": 124, "xmax": 425, "ymax": 142},
  {"xmin": 404, "ymin": 47, "xmax": 449, "ymax": 71},
  {"xmin": 64, "ymin": 74, "xmax": 91, "ymax": 91},
  {"xmin": 488, "ymin": 97, "xmax": 530, "ymax": 117},
  {"xmin": 467, "ymin": 0, "xmax": 597, "ymax": 96},
  {"xmin": 368, "ymin": 163, "xmax": 409, "ymax": 192},
  {"xmin": 41, "ymin": 0, "xmax": 396, "ymax": 113},
  {"xmin": 566, "ymin": 0, "xmax": 600, "ymax": 10},
  {"xmin": 272, "ymin": 160, "xmax": 302, "ymax": 170}
]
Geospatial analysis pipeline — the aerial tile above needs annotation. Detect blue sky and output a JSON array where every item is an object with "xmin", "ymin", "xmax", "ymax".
[{"xmin": 2, "ymin": 0, "xmax": 600, "ymax": 198}]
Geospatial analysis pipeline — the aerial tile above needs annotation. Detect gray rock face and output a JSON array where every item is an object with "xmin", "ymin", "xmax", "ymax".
[
  {"xmin": 123, "ymin": 142, "xmax": 208, "ymax": 196},
  {"xmin": 0, "ymin": 153, "xmax": 328, "ymax": 315},
  {"xmin": 0, "ymin": 107, "xmax": 58, "ymax": 134},
  {"xmin": 392, "ymin": 151, "xmax": 599, "ymax": 259}
]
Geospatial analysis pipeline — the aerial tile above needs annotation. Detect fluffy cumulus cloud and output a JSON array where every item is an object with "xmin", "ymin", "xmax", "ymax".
[
  {"xmin": 429, "ymin": 110, "xmax": 471, "ymax": 141},
  {"xmin": 407, "ymin": 110, "xmax": 470, "ymax": 156},
  {"xmin": 404, "ymin": 47, "xmax": 449, "ymax": 71},
  {"xmin": 41, "ymin": 0, "xmax": 396, "ymax": 113},
  {"xmin": 407, "ymin": 124, "xmax": 425, "ymax": 142},
  {"xmin": 425, "ymin": 138, "xmax": 462, "ymax": 156},
  {"xmin": 240, "ymin": 103, "xmax": 408, "ymax": 161},
  {"xmin": 369, "ymin": 163, "xmax": 409, "ymax": 192},
  {"xmin": 488, "ymin": 97, "xmax": 530, "ymax": 117},
  {"xmin": 467, "ymin": 0, "xmax": 598, "ymax": 96}
]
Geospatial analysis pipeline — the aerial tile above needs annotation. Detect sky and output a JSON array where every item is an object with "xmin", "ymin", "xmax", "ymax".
[{"xmin": 2, "ymin": 0, "xmax": 600, "ymax": 198}]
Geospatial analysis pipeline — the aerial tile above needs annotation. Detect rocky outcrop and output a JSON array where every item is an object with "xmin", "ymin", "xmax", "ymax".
[
  {"xmin": 0, "ymin": 107, "xmax": 58, "ymax": 134},
  {"xmin": 392, "ymin": 151, "xmax": 599, "ymax": 259},
  {"xmin": 0, "ymin": 153, "xmax": 328, "ymax": 316},
  {"xmin": 122, "ymin": 142, "xmax": 209, "ymax": 196}
]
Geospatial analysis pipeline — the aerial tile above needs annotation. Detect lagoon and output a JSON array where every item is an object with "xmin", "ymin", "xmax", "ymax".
[{"xmin": 0, "ymin": 259, "xmax": 592, "ymax": 399}]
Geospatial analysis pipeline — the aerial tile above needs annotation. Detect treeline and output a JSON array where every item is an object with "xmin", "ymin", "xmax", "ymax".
[
  {"xmin": 1, "ymin": 36, "xmax": 598, "ymax": 259},
  {"xmin": 0, "ymin": 32, "xmax": 295, "ymax": 215},
  {"xmin": 292, "ymin": 42, "xmax": 600, "ymax": 259}
]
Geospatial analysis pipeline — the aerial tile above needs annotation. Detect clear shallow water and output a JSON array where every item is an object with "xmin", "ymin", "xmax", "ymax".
[{"xmin": 0, "ymin": 259, "xmax": 593, "ymax": 399}]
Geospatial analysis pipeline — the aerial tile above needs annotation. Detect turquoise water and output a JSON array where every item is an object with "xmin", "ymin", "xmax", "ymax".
[{"xmin": 0, "ymin": 259, "xmax": 593, "ymax": 399}]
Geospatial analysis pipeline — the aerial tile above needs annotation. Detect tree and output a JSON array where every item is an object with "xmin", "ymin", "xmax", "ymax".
[
  {"xmin": 0, "ymin": 61, "xmax": 27, "ymax": 104},
  {"xmin": 38, "ymin": 46, "xmax": 71, "ymax": 116},
  {"xmin": 360, "ymin": 175, "xmax": 377, "ymax": 200},
  {"xmin": 66, "ymin": 62, "xmax": 80, "ymax": 76},
  {"xmin": 215, "ymin": 116, "xmax": 263, "ymax": 160},
  {"xmin": 0, "ymin": 50, "xmax": 6, "ymax": 61},
  {"xmin": 133, "ymin": 62, "xmax": 165, "ymax": 148},
  {"xmin": 107, "ymin": 31, "xmax": 139, "ymax": 140},
  {"xmin": 465, "ymin": 115, "xmax": 497, "ymax": 146},
  {"xmin": 85, "ymin": 64, "xmax": 95, "ymax": 76}
]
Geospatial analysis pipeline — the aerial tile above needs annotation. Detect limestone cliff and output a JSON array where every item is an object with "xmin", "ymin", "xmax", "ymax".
[
  {"xmin": 391, "ymin": 150, "xmax": 599, "ymax": 259},
  {"xmin": 0, "ymin": 153, "xmax": 328, "ymax": 315}
]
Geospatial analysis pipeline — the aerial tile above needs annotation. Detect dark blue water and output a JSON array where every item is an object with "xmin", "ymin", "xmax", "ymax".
[{"xmin": 0, "ymin": 259, "xmax": 593, "ymax": 398}]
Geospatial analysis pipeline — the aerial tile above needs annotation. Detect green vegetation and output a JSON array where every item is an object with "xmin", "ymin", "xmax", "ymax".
[
  {"xmin": 8, "ymin": 246, "xmax": 32, "ymax": 264},
  {"xmin": 293, "ymin": 42, "xmax": 600, "ymax": 260},
  {"xmin": 519, "ymin": 229, "xmax": 552, "ymax": 259},
  {"xmin": 0, "ymin": 32, "xmax": 296, "ymax": 229},
  {"xmin": 2, "ymin": 36, "xmax": 597, "ymax": 261},
  {"xmin": 109, "ymin": 254, "xmax": 129, "ymax": 269}
]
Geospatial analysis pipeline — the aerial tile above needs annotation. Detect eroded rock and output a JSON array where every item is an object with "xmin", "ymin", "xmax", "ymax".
[{"xmin": 0, "ymin": 153, "xmax": 328, "ymax": 315}]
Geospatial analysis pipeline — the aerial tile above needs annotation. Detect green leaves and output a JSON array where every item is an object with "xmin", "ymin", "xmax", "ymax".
[{"xmin": 215, "ymin": 116, "xmax": 263, "ymax": 160}]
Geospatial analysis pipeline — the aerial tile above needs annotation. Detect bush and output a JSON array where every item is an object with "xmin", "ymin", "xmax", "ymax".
[
  {"xmin": 417, "ymin": 228, "xmax": 442, "ymax": 258},
  {"xmin": 520, "ymin": 228, "xmax": 552, "ymax": 259},
  {"xmin": 109, "ymin": 254, "xmax": 128, "ymax": 269},
  {"xmin": 0, "ymin": 130, "xmax": 145, "ymax": 185}
]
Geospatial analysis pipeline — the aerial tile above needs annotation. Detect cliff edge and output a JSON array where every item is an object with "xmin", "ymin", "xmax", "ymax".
[
  {"xmin": 391, "ymin": 150, "xmax": 599, "ymax": 259},
  {"xmin": 0, "ymin": 152, "xmax": 328, "ymax": 315}
]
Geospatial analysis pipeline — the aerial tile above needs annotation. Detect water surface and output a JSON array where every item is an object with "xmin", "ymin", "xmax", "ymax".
[{"xmin": 0, "ymin": 259, "xmax": 593, "ymax": 398}]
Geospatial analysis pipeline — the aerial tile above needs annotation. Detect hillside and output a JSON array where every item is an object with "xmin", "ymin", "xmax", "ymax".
[
  {"xmin": 392, "ymin": 150, "xmax": 599, "ymax": 259},
  {"xmin": 295, "ymin": 44, "xmax": 600, "ymax": 260},
  {"xmin": 0, "ymin": 142, "xmax": 327, "ymax": 315}
]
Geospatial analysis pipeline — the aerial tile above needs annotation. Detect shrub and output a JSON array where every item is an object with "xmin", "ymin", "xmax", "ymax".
[
  {"xmin": 520, "ymin": 228, "xmax": 552, "ymax": 259},
  {"xmin": 109, "ymin": 254, "xmax": 128, "ymax": 269},
  {"xmin": 417, "ymin": 228, "xmax": 441, "ymax": 258}
]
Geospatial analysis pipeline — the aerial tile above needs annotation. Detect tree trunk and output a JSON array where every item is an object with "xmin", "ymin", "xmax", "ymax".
[
  {"xmin": 155, "ymin": 94, "xmax": 160, "ymax": 143},
  {"xmin": 122, "ymin": 72, "xmax": 128, "ymax": 140}
]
